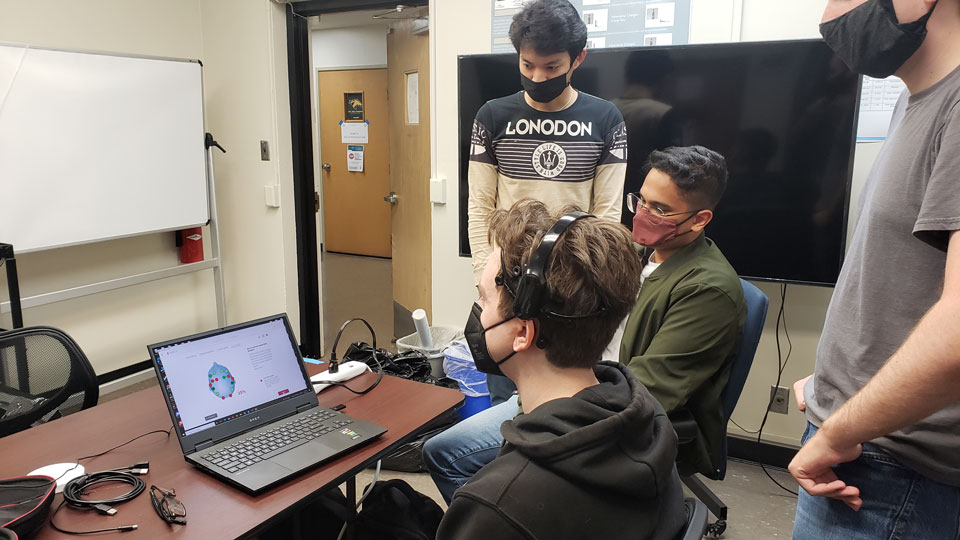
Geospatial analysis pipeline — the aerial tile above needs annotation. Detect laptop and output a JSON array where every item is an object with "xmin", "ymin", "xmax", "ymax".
[{"xmin": 147, "ymin": 314, "xmax": 386, "ymax": 494}]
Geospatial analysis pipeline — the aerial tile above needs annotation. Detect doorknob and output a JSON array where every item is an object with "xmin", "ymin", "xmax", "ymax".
[
  {"xmin": 322, "ymin": 163, "xmax": 331, "ymax": 172},
  {"xmin": 383, "ymin": 192, "xmax": 398, "ymax": 205}
]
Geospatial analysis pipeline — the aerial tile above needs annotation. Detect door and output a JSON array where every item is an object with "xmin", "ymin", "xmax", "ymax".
[
  {"xmin": 387, "ymin": 21, "xmax": 432, "ymax": 336},
  {"xmin": 318, "ymin": 69, "xmax": 391, "ymax": 258}
]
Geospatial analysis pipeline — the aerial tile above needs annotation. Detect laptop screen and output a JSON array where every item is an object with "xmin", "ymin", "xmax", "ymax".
[{"xmin": 154, "ymin": 317, "xmax": 309, "ymax": 437}]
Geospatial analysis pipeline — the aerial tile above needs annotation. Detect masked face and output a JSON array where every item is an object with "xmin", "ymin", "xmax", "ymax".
[
  {"xmin": 463, "ymin": 302, "xmax": 517, "ymax": 376},
  {"xmin": 820, "ymin": 0, "xmax": 936, "ymax": 78},
  {"xmin": 631, "ymin": 208, "xmax": 698, "ymax": 248},
  {"xmin": 521, "ymin": 72, "xmax": 570, "ymax": 103}
]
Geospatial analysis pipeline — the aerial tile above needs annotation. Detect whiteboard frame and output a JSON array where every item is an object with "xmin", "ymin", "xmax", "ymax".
[{"xmin": 0, "ymin": 43, "xmax": 226, "ymax": 330}]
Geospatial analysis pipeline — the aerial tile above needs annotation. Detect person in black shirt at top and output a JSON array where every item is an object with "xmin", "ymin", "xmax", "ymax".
[{"xmin": 468, "ymin": 0, "xmax": 628, "ymax": 410}]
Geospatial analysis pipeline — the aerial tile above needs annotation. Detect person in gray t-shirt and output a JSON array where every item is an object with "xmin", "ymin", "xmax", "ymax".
[{"xmin": 790, "ymin": 1, "xmax": 960, "ymax": 539}]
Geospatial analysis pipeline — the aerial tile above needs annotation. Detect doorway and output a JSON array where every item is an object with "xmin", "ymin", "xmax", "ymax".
[{"xmin": 305, "ymin": 8, "xmax": 432, "ymax": 353}]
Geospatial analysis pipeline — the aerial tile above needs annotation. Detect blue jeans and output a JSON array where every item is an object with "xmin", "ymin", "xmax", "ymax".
[
  {"xmin": 485, "ymin": 374, "xmax": 517, "ymax": 406},
  {"xmin": 422, "ymin": 395, "xmax": 518, "ymax": 504},
  {"xmin": 793, "ymin": 422, "xmax": 960, "ymax": 540}
]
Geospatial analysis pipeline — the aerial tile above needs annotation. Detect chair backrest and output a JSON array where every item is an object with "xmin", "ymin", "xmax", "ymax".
[
  {"xmin": 0, "ymin": 326, "xmax": 98, "ymax": 438},
  {"xmin": 721, "ymin": 280, "xmax": 769, "ymax": 419},
  {"xmin": 673, "ymin": 497, "xmax": 709, "ymax": 540},
  {"xmin": 711, "ymin": 279, "xmax": 768, "ymax": 479}
]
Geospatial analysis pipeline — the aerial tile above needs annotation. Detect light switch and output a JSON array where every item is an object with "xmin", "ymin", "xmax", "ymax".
[
  {"xmin": 264, "ymin": 184, "xmax": 281, "ymax": 208},
  {"xmin": 430, "ymin": 177, "xmax": 446, "ymax": 205}
]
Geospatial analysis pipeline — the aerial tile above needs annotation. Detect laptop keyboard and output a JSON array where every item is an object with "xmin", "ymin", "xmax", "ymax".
[{"xmin": 199, "ymin": 409, "xmax": 355, "ymax": 474}]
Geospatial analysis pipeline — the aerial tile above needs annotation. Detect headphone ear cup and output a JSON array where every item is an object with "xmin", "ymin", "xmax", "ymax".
[{"xmin": 514, "ymin": 272, "xmax": 546, "ymax": 320}]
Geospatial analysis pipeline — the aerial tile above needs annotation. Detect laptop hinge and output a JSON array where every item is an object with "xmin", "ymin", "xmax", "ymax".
[
  {"xmin": 195, "ymin": 439, "xmax": 215, "ymax": 452},
  {"xmin": 296, "ymin": 403, "xmax": 313, "ymax": 414}
]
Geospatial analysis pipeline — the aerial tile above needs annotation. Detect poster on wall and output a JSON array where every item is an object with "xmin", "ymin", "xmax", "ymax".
[
  {"xmin": 490, "ymin": 0, "xmax": 690, "ymax": 53},
  {"xmin": 344, "ymin": 92, "xmax": 364, "ymax": 121}
]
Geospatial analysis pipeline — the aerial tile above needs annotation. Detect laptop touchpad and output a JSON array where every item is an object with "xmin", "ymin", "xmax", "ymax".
[{"xmin": 271, "ymin": 439, "xmax": 339, "ymax": 471}]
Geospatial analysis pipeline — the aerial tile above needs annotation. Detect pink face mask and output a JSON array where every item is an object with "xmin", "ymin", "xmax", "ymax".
[{"xmin": 632, "ymin": 209, "xmax": 698, "ymax": 247}]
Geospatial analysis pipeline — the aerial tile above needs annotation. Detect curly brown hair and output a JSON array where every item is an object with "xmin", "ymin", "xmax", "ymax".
[{"xmin": 487, "ymin": 199, "xmax": 643, "ymax": 368}]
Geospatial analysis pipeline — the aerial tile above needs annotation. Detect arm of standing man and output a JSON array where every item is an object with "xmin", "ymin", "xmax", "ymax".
[
  {"xmin": 590, "ymin": 117, "xmax": 627, "ymax": 223},
  {"xmin": 468, "ymin": 109, "xmax": 499, "ymax": 285},
  {"xmin": 789, "ymin": 229, "xmax": 960, "ymax": 510}
]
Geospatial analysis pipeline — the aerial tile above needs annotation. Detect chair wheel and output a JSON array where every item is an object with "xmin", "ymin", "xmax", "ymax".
[{"xmin": 705, "ymin": 519, "xmax": 726, "ymax": 538}]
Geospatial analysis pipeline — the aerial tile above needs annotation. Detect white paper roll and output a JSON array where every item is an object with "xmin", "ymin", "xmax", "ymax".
[{"xmin": 412, "ymin": 308, "xmax": 433, "ymax": 349}]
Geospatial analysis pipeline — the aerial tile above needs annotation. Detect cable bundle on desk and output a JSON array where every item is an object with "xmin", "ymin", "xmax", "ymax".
[
  {"xmin": 343, "ymin": 342, "xmax": 433, "ymax": 382},
  {"xmin": 52, "ymin": 466, "xmax": 147, "ymax": 534},
  {"xmin": 43, "ymin": 427, "xmax": 173, "ymax": 535}
]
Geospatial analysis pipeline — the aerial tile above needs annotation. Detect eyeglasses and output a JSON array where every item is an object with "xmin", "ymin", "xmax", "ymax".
[
  {"xmin": 626, "ymin": 192, "xmax": 697, "ymax": 218},
  {"xmin": 150, "ymin": 485, "xmax": 186, "ymax": 525}
]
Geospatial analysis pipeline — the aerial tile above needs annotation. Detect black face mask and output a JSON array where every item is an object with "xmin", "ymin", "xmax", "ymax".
[
  {"xmin": 820, "ymin": 0, "xmax": 936, "ymax": 79},
  {"xmin": 463, "ymin": 302, "xmax": 517, "ymax": 376},
  {"xmin": 521, "ymin": 72, "xmax": 570, "ymax": 103}
]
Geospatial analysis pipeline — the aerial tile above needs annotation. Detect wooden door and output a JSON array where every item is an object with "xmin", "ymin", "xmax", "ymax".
[
  {"xmin": 318, "ymin": 69, "xmax": 391, "ymax": 258},
  {"xmin": 387, "ymin": 21, "xmax": 432, "ymax": 335}
]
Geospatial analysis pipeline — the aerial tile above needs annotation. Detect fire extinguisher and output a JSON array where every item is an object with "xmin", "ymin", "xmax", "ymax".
[{"xmin": 177, "ymin": 227, "xmax": 204, "ymax": 264}]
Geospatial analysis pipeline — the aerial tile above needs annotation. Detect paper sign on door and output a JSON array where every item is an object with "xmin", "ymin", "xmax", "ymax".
[{"xmin": 347, "ymin": 145, "xmax": 364, "ymax": 172}]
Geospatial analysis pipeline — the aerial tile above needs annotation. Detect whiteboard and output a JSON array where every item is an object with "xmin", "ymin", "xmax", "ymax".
[{"xmin": 0, "ymin": 44, "xmax": 208, "ymax": 253}]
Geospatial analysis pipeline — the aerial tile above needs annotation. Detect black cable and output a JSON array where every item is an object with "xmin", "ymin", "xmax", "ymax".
[
  {"xmin": 62, "ymin": 471, "xmax": 145, "ymax": 508},
  {"xmin": 730, "ymin": 418, "xmax": 761, "ymax": 435},
  {"xmin": 51, "ymin": 469, "xmax": 146, "ymax": 535},
  {"xmin": 75, "ymin": 426, "xmax": 174, "ymax": 462},
  {"xmin": 755, "ymin": 283, "xmax": 798, "ymax": 496},
  {"xmin": 323, "ymin": 353, "xmax": 384, "ymax": 395},
  {"xmin": 320, "ymin": 318, "xmax": 384, "ymax": 395},
  {"xmin": 329, "ymin": 318, "xmax": 377, "ymax": 373}
]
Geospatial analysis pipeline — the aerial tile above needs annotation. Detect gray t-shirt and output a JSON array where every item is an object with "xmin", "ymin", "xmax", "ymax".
[{"xmin": 805, "ymin": 64, "xmax": 960, "ymax": 486}]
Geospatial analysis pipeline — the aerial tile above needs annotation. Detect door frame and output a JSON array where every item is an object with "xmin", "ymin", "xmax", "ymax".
[{"xmin": 285, "ymin": 5, "xmax": 322, "ymax": 358}]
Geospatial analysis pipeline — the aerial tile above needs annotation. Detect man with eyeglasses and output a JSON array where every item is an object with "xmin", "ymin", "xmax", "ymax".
[{"xmin": 621, "ymin": 145, "xmax": 745, "ymax": 479}]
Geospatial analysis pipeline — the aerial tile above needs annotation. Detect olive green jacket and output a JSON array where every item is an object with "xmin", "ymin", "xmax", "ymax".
[{"xmin": 620, "ymin": 234, "xmax": 745, "ymax": 477}]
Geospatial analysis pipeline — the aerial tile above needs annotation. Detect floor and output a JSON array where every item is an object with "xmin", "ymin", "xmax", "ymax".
[
  {"xmin": 320, "ymin": 251, "xmax": 396, "ymax": 359},
  {"xmin": 100, "ymin": 250, "xmax": 801, "ymax": 538}
]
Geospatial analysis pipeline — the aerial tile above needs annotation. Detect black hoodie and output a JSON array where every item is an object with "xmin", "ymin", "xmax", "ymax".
[{"xmin": 436, "ymin": 362, "xmax": 685, "ymax": 540}]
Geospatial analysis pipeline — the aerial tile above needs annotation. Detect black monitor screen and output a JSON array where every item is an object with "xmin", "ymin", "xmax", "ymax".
[{"xmin": 458, "ymin": 40, "xmax": 860, "ymax": 286}]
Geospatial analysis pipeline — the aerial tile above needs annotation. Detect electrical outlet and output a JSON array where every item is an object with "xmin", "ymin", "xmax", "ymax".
[{"xmin": 770, "ymin": 386, "xmax": 790, "ymax": 415}]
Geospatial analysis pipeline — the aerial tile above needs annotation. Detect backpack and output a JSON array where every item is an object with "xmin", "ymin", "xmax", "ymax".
[{"xmin": 354, "ymin": 479, "xmax": 444, "ymax": 540}]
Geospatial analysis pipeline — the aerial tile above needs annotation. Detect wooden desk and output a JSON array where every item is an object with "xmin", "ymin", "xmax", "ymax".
[{"xmin": 0, "ymin": 370, "xmax": 463, "ymax": 539}]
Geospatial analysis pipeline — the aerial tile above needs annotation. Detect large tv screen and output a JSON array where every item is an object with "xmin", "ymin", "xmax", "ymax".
[{"xmin": 458, "ymin": 40, "xmax": 860, "ymax": 286}]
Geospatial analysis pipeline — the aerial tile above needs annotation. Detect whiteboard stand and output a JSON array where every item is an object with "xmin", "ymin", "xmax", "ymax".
[
  {"xmin": 0, "ymin": 140, "xmax": 228, "ymax": 330},
  {"xmin": 205, "ymin": 134, "xmax": 228, "ymax": 327},
  {"xmin": 0, "ymin": 243, "xmax": 23, "ymax": 328}
]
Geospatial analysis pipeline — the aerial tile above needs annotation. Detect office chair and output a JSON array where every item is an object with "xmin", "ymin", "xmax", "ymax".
[
  {"xmin": 673, "ymin": 279, "xmax": 769, "ymax": 537},
  {"xmin": 674, "ymin": 497, "xmax": 709, "ymax": 540},
  {"xmin": 0, "ymin": 326, "xmax": 98, "ymax": 438}
]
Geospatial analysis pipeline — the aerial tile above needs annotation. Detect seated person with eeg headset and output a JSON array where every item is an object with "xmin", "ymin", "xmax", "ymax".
[
  {"xmin": 435, "ymin": 201, "xmax": 684, "ymax": 540},
  {"xmin": 425, "ymin": 146, "xmax": 744, "ymax": 501}
]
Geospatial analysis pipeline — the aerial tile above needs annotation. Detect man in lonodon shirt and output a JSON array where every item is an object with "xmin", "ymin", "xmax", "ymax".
[{"xmin": 468, "ymin": 0, "xmax": 627, "ymax": 287}]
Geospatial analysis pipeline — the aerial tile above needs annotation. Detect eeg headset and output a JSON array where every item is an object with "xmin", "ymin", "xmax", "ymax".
[{"xmin": 497, "ymin": 211, "xmax": 609, "ymax": 322}]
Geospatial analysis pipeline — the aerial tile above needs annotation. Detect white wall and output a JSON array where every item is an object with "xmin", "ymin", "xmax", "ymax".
[
  {"xmin": 311, "ymin": 25, "xmax": 388, "ymax": 71},
  {"xmin": 0, "ymin": 0, "xmax": 299, "ymax": 377},
  {"xmin": 200, "ymin": 0, "xmax": 299, "ymax": 333},
  {"xmin": 430, "ymin": 0, "xmax": 878, "ymax": 448}
]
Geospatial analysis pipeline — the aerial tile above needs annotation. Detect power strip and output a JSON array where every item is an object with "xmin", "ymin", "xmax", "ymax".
[{"xmin": 310, "ymin": 361, "xmax": 370, "ymax": 392}]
